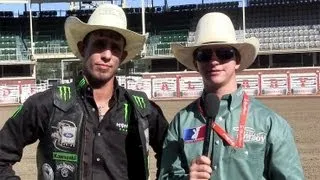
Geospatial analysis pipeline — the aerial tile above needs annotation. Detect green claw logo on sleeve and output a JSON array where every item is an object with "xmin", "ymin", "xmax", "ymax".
[
  {"xmin": 77, "ymin": 78, "xmax": 86, "ymax": 90},
  {"xmin": 132, "ymin": 95, "xmax": 146, "ymax": 109},
  {"xmin": 58, "ymin": 86, "xmax": 71, "ymax": 101},
  {"xmin": 11, "ymin": 105, "xmax": 23, "ymax": 118}
]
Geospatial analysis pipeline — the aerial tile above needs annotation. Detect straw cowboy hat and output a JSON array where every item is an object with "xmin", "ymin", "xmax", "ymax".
[
  {"xmin": 172, "ymin": 12, "xmax": 259, "ymax": 71},
  {"xmin": 65, "ymin": 4, "xmax": 146, "ymax": 64}
]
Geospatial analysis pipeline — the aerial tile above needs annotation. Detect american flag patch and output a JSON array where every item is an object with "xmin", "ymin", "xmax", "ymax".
[{"xmin": 183, "ymin": 125, "xmax": 206, "ymax": 143}]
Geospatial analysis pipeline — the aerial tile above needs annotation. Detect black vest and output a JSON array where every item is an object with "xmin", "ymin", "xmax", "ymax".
[{"xmin": 37, "ymin": 83, "xmax": 151, "ymax": 180}]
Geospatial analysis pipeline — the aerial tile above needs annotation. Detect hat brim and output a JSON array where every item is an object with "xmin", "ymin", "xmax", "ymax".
[
  {"xmin": 65, "ymin": 16, "xmax": 146, "ymax": 64},
  {"xmin": 172, "ymin": 37, "xmax": 259, "ymax": 72}
]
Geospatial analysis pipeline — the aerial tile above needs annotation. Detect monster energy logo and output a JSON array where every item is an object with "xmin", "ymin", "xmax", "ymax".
[
  {"xmin": 77, "ymin": 78, "xmax": 86, "ymax": 89},
  {"xmin": 132, "ymin": 95, "xmax": 146, "ymax": 109},
  {"xmin": 124, "ymin": 103, "xmax": 131, "ymax": 123},
  {"xmin": 12, "ymin": 105, "xmax": 23, "ymax": 118},
  {"xmin": 58, "ymin": 86, "xmax": 71, "ymax": 101}
]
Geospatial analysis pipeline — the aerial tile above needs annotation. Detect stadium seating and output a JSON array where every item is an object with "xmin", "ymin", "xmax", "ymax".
[
  {"xmin": 249, "ymin": 0, "xmax": 318, "ymax": 6},
  {"xmin": 0, "ymin": 34, "xmax": 16, "ymax": 60},
  {"xmin": 0, "ymin": 11, "xmax": 13, "ymax": 18},
  {"xmin": 1, "ymin": 1, "xmax": 320, "ymax": 59}
]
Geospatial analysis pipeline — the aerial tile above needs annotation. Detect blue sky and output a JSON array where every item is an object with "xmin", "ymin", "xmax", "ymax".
[{"xmin": 0, "ymin": 0, "xmax": 241, "ymax": 16}]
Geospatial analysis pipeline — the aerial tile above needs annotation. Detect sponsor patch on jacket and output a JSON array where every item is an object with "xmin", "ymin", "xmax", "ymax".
[
  {"xmin": 53, "ymin": 152, "xmax": 78, "ymax": 162},
  {"xmin": 183, "ymin": 125, "xmax": 206, "ymax": 143},
  {"xmin": 51, "ymin": 120, "xmax": 77, "ymax": 150},
  {"xmin": 56, "ymin": 162, "xmax": 75, "ymax": 178},
  {"xmin": 233, "ymin": 127, "xmax": 266, "ymax": 144},
  {"xmin": 42, "ymin": 163, "xmax": 54, "ymax": 180}
]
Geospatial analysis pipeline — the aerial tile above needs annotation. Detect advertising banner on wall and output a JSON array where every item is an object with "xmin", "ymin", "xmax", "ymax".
[
  {"xmin": 20, "ymin": 83, "xmax": 47, "ymax": 103},
  {"xmin": 290, "ymin": 73, "xmax": 317, "ymax": 95},
  {"xmin": 127, "ymin": 77, "xmax": 152, "ymax": 98},
  {"xmin": 236, "ymin": 75, "xmax": 259, "ymax": 96},
  {"xmin": 152, "ymin": 78, "xmax": 176, "ymax": 98},
  {"xmin": 0, "ymin": 85, "xmax": 20, "ymax": 104},
  {"xmin": 261, "ymin": 74, "xmax": 287, "ymax": 95},
  {"xmin": 179, "ymin": 77, "xmax": 203, "ymax": 98}
]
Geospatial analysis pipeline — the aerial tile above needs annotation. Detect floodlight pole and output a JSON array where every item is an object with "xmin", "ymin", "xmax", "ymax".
[
  {"xmin": 242, "ymin": 0, "xmax": 246, "ymax": 39},
  {"xmin": 28, "ymin": 0, "xmax": 35, "ymax": 59},
  {"xmin": 141, "ymin": 0, "xmax": 146, "ymax": 54},
  {"xmin": 122, "ymin": 0, "xmax": 127, "ymax": 7},
  {"xmin": 142, "ymin": 0, "xmax": 146, "ymax": 36}
]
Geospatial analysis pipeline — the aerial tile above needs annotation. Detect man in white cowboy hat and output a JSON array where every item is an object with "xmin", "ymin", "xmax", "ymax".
[
  {"xmin": 0, "ymin": 4, "xmax": 168, "ymax": 180},
  {"xmin": 158, "ymin": 12, "xmax": 304, "ymax": 180}
]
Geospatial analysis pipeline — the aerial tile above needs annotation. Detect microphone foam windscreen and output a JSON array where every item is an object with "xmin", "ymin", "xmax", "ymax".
[{"xmin": 204, "ymin": 93, "xmax": 220, "ymax": 118}]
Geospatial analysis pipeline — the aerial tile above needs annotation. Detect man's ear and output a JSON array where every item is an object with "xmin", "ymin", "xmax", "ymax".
[
  {"xmin": 121, "ymin": 51, "xmax": 128, "ymax": 62},
  {"xmin": 193, "ymin": 60, "xmax": 199, "ymax": 72},
  {"xmin": 77, "ymin": 41, "xmax": 85, "ymax": 57},
  {"xmin": 235, "ymin": 57, "xmax": 241, "ymax": 70},
  {"xmin": 236, "ymin": 57, "xmax": 241, "ymax": 65}
]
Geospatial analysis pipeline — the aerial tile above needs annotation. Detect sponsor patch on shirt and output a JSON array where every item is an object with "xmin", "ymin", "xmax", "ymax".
[
  {"xmin": 183, "ymin": 125, "xmax": 206, "ymax": 143},
  {"xmin": 232, "ymin": 127, "xmax": 266, "ymax": 144}
]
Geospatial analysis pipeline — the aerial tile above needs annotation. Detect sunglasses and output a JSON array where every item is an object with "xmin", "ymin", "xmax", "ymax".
[{"xmin": 193, "ymin": 47, "xmax": 237, "ymax": 63}]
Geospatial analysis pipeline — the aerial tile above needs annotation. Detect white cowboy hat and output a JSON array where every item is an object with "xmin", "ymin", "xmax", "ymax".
[
  {"xmin": 172, "ymin": 12, "xmax": 259, "ymax": 71},
  {"xmin": 64, "ymin": 4, "xmax": 146, "ymax": 64}
]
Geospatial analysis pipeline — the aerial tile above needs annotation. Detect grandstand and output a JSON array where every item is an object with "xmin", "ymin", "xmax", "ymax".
[{"xmin": 1, "ymin": 0, "xmax": 320, "ymax": 103}]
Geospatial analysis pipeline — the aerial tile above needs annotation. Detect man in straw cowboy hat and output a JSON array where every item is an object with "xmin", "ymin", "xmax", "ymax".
[
  {"xmin": 158, "ymin": 12, "xmax": 304, "ymax": 180},
  {"xmin": 0, "ymin": 4, "xmax": 168, "ymax": 180}
]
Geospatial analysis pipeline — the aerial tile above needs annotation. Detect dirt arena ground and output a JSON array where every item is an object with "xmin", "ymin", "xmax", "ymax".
[{"xmin": 0, "ymin": 96, "xmax": 319, "ymax": 179}]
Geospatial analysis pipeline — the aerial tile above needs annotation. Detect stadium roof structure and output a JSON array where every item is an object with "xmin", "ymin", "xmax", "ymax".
[
  {"xmin": 0, "ymin": 0, "xmax": 88, "ymax": 3},
  {"xmin": 30, "ymin": 0, "xmax": 87, "ymax": 2},
  {"xmin": 0, "ymin": 0, "xmax": 28, "ymax": 3}
]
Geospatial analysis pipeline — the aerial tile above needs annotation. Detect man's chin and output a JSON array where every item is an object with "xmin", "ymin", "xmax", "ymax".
[{"xmin": 86, "ymin": 73, "xmax": 115, "ymax": 88}]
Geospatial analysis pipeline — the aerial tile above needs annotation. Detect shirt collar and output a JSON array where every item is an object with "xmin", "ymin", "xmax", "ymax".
[
  {"xmin": 221, "ymin": 85, "xmax": 244, "ymax": 110},
  {"xmin": 201, "ymin": 84, "xmax": 244, "ymax": 111},
  {"xmin": 75, "ymin": 75, "xmax": 121, "ymax": 104}
]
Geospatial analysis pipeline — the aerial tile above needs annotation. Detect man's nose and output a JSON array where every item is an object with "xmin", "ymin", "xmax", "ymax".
[
  {"xmin": 101, "ymin": 49, "xmax": 112, "ymax": 61},
  {"xmin": 210, "ymin": 53, "xmax": 220, "ymax": 65}
]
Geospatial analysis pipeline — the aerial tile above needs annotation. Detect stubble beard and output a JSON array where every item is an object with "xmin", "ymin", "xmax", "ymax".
[{"xmin": 83, "ymin": 66, "xmax": 114, "ymax": 89}]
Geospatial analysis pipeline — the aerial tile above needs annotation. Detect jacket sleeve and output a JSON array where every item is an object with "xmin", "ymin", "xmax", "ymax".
[
  {"xmin": 158, "ymin": 113, "xmax": 189, "ymax": 180},
  {"xmin": 0, "ymin": 92, "xmax": 51, "ymax": 179},
  {"xmin": 148, "ymin": 101, "xmax": 169, "ymax": 179},
  {"xmin": 266, "ymin": 113, "xmax": 305, "ymax": 180}
]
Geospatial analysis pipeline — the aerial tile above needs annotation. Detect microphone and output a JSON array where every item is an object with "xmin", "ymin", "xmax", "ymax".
[{"xmin": 202, "ymin": 93, "xmax": 220, "ymax": 157}]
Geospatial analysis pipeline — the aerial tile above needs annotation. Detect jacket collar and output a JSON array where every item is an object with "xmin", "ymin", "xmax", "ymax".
[{"xmin": 74, "ymin": 75, "xmax": 121, "ymax": 104}]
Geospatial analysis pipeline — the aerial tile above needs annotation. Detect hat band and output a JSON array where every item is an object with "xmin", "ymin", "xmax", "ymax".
[{"xmin": 201, "ymin": 41, "xmax": 228, "ymax": 44}]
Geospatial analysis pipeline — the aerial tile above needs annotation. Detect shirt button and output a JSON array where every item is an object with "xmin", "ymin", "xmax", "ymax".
[
  {"xmin": 215, "ymin": 140, "xmax": 219, "ymax": 145},
  {"xmin": 96, "ymin": 158, "xmax": 101, "ymax": 162},
  {"xmin": 92, "ymin": 108, "xmax": 96, "ymax": 112},
  {"xmin": 218, "ymin": 117, "xmax": 223, "ymax": 121},
  {"xmin": 97, "ymin": 132, "xmax": 101, "ymax": 136},
  {"xmin": 87, "ymin": 87, "xmax": 91, "ymax": 91},
  {"xmin": 213, "ymin": 165, "xmax": 217, "ymax": 170}
]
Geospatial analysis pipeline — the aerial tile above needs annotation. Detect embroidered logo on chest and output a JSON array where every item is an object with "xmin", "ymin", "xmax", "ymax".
[
  {"xmin": 116, "ymin": 122, "xmax": 128, "ymax": 132},
  {"xmin": 183, "ymin": 125, "xmax": 206, "ymax": 143},
  {"xmin": 232, "ymin": 127, "xmax": 266, "ymax": 144}
]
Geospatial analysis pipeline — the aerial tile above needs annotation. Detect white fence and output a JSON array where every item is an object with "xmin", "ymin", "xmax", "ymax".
[{"xmin": 1, "ymin": 71, "xmax": 320, "ymax": 104}]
